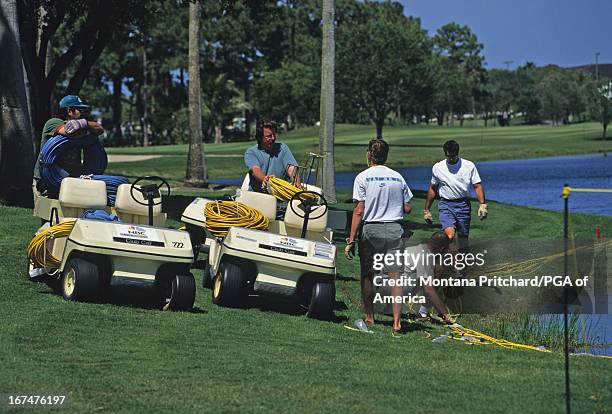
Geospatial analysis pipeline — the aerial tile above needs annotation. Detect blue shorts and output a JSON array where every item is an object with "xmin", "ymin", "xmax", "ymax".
[{"xmin": 439, "ymin": 199, "xmax": 471, "ymax": 237}]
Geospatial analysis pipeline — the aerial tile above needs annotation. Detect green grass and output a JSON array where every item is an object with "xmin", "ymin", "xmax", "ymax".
[
  {"xmin": 2, "ymin": 190, "xmax": 611, "ymax": 412},
  {"xmin": 106, "ymin": 122, "xmax": 612, "ymax": 187}
]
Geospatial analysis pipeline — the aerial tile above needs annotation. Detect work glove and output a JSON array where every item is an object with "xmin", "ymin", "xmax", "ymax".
[
  {"xmin": 64, "ymin": 118, "xmax": 88, "ymax": 135},
  {"xmin": 344, "ymin": 238, "xmax": 356, "ymax": 260},
  {"xmin": 423, "ymin": 209, "xmax": 433, "ymax": 224},
  {"xmin": 478, "ymin": 203, "xmax": 488, "ymax": 220}
]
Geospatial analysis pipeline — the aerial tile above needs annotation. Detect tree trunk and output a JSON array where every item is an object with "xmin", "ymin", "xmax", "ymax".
[
  {"xmin": 142, "ymin": 45, "xmax": 149, "ymax": 147},
  {"xmin": 0, "ymin": 0, "xmax": 35, "ymax": 207},
  {"xmin": 243, "ymin": 72, "xmax": 251, "ymax": 139},
  {"xmin": 318, "ymin": 0, "xmax": 336, "ymax": 203},
  {"xmin": 184, "ymin": 0, "xmax": 207, "ymax": 187},
  {"xmin": 112, "ymin": 75, "xmax": 124, "ymax": 145},
  {"xmin": 214, "ymin": 124, "xmax": 222, "ymax": 144},
  {"xmin": 375, "ymin": 117, "xmax": 384, "ymax": 138}
]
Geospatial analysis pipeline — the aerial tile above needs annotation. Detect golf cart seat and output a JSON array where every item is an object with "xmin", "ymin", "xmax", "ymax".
[
  {"xmin": 235, "ymin": 190, "xmax": 278, "ymax": 221},
  {"xmin": 276, "ymin": 199, "xmax": 331, "ymax": 242},
  {"xmin": 114, "ymin": 184, "xmax": 166, "ymax": 226},
  {"xmin": 58, "ymin": 177, "xmax": 108, "ymax": 219}
]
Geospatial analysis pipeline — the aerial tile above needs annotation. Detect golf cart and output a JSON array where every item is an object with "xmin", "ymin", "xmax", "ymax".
[
  {"xmin": 181, "ymin": 188, "xmax": 337, "ymax": 319},
  {"xmin": 29, "ymin": 176, "xmax": 196, "ymax": 311}
]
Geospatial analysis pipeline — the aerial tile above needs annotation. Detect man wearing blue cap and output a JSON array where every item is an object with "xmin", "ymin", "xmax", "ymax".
[{"xmin": 33, "ymin": 95, "xmax": 104, "ymax": 195}]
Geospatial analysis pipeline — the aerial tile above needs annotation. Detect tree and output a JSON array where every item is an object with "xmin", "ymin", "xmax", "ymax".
[
  {"xmin": 0, "ymin": 0, "xmax": 35, "ymax": 207},
  {"xmin": 17, "ymin": 0, "xmax": 145, "ymax": 145},
  {"xmin": 185, "ymin": 0, "xmax": 207, "ymax": 187},
  {"xmin": 337, "ymin": 2, "xmax": 430, "ymax": 137},
  {"xmin": 515, "ymin": 62, "xmax": 542, "ymax": 125},
  {"xmin": 432, "ymin": 22, "xmax": 486, "ymax": 126},
  {"xmin": 202, "ymin": 73, "xmax": 248, "ymax": 144},
  {"xmin": 592, "ymin": 81, "xmax": 612, "ymax": 139},
  {"xmin": 538, "ymin": 66, "xmax": 568, "ymax": 126},
  {"xmin": 318, "ymin": 0, "xmax": 335, "ymax": 203},
  {"xmin": 253, "ymin": 62, "xmax": 319, "ymax": 127},
  {"xmin": 480, "ymin": 69, "xmax": 517, "ymax": 126}
]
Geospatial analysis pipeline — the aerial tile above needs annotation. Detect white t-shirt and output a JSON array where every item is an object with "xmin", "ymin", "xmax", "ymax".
[
  {"xmin": 430, "ymin": 158, "xmax": 481, "ymax": 200},
  {"xmin": 353, "ymin": 165, "xmax": 413, "ymax": 222}
]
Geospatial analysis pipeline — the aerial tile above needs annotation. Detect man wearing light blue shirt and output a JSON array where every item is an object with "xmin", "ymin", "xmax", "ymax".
[{"xmin": 244, "ymin": 119, "xmax": 299, "ymax": 192}]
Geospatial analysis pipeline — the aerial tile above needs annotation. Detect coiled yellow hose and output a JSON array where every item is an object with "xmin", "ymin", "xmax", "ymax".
[
  {"xmin": 204, "ymin": 200, "xmax": 268, "ymax": 238},
  {"xmin": 267, "ymin": 177, "xmax": 315, "ymax": 201},
  {"xmin": 27, "ymin": 220, "xmax": 76, "ymax": 268}
]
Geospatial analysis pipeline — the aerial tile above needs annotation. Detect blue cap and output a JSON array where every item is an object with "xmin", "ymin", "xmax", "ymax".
[{"xmin": 59, "ymin": 95, "xmax": 90, "ymax": 109}]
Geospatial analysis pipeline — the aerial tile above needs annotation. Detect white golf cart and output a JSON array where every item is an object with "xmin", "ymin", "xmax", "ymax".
[
  {"xmin": 181, "ymin": 189, "xmax": 337, "ymax": 319},
  {"xmin": 29, "ymin": 176, "xmax": 196, "ymax": 311}
]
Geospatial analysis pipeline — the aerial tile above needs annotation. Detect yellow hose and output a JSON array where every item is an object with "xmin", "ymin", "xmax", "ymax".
[
  {"xmin": 27, "ymin": 220, "xmax": 76, "ymax": 268},
  {"xmin": 267, "ymin": 177, "xmax": 315, "ymax": 201},
  {"xmin": 448, "ymin": 325, "xmax": 550, "ymax": 352},
  {"xmin": 204, "ymin": 200, "xmax": 268, "ymax": 238}
]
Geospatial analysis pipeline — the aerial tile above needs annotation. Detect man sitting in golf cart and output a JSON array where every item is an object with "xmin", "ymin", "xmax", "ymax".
[
  {"xmin": 33, "ymin": 95, "xmax": 105, "ymax": 198},
  {"xmin": 244, "ymin": 119, "xmax": 300, "ymax": 192}
]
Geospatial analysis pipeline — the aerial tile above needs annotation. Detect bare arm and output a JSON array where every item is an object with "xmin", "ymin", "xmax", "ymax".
[
  {"xmin": 422, "ymin": 263, "xmax": 451, "ymax": 319},
  {"xmin": 423, "ymin": 284, "xmax": 450, "ymax": 319},
  {"xmin": 424, "ymin": 184, "xmax": 437, "ymax": 210},
  {"xmin": 404, "ymin": 202, "xmax": 412, "ymax": 215},
  {"xmin": 473, "ymin": 183, "xmax": 486, "ymax": 204},
  {"xmin": 287, "ymin": 164, "xmax": 301, "ymax": 186},
  {"xmin": 250, "ymin": 165, "xmax": 267, "ymax": 183},
  {"xmin": 348, "ymin": 201, "xmax": 364, "ymax": 243}
]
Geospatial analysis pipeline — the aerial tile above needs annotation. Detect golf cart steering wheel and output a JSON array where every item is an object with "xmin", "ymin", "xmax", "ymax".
[
  {"xmin": 289, "ymin": 190, "xmax": 328, "ymax": 221},
  {"xmin": 129, "ymin": 175, "xmax": 171, "ymax": 207}
]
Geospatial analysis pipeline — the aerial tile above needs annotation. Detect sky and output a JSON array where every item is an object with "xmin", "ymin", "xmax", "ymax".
[{"xmin": 401, "ymin": 0, "xmax": 610, "ymax": 69}]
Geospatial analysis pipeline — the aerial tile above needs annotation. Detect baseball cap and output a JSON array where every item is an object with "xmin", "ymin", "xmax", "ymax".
[{"xmin": 59, "ymin": 95, "xmax": 90, "ymax": 109}]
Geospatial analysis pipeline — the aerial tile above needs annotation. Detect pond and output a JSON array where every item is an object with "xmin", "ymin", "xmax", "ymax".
[{"xmin": 213, "ymin": 153, "xmax": 612, "ymax": 216}]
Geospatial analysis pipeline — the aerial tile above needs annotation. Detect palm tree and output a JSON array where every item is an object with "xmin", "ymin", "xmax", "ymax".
[
  {"xmin": 0, "ymin": 0, "xmax": 36, "ymax": 207},
  {"xmin": 185, "ymin": 0, "xmax": 207, "ymax": 187},
  {"xmin": 318, "ymin": 0, "xmax": 336, "ymax": 203}
]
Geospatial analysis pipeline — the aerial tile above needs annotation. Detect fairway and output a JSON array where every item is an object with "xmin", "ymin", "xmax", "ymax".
[
  {"xmin": 3, "ymin": 190, "xmax": 611, "ymax": 413},
  {"xmin": 105, "ymin": 123, "xmax": 612, "ymax": 188}
]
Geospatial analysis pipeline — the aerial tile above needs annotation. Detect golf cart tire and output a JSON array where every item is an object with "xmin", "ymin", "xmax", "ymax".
[
  {"xmin": 168, "ymin": 274, "xmax": 196, "ymax": 311},
  {"xmin": 307, "ymin": 282, "xmax": 335, "ymax": 320},
  {"xmin": 202, "ymin": 263, "xmax": 213, "ymax": 289},
  {"xmin": 212, "ymin": 259, "xmax": 245, "ymax": 307},
  {"xmin": 62, "ymin": 257, "xmax": 100, "ymax": 302}
]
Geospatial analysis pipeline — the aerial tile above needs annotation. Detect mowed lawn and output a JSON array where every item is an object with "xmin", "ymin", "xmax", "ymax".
[
  {"xmin": 2, "ymin": 188, "xmax": 611, "ymax": 413},
  {"xmin": 105, "ymin": 122, "xmax": 612, "ymax": 188}
]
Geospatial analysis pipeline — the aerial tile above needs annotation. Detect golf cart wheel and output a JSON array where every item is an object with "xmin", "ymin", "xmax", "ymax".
[
  {"xmin": 212, "ymin": 260, "xmax": 245, "ymax": 307},
  {"xmin": 62, "ymin": 258, "xmax": 99, "ymax": 302},
  {"xmin": 167, "ymin": 274, "xmax": 196, "ymax": 311},
  {"xmin": 202, "ymin": 263, "xmax": 213, "ymax": 289},
  {"xmin": 307, "ymin": 282, "xmax": 335, "ymax": 320}
]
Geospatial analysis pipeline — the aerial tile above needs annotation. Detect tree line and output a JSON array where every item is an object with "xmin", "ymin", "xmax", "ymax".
[{"xmin": 9, "ymin": 0, "xmax": 611, "ymax": 150}]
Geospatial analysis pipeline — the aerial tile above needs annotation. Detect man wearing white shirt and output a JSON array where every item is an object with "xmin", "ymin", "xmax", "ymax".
[
  {"xmin": 345, "ymin": 139, "xmax": 413, "ymax": 334},
  {"xmin": 424, "ymin": 139, "xmax": 487, "ymax": 244}
]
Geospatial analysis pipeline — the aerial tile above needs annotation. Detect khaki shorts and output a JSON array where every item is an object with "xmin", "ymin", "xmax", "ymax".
[{"xmin": 358, "ymin": 222, "xmax": 409, "ymax": 274}]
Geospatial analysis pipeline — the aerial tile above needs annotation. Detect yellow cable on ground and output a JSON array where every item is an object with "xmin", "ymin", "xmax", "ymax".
[
  {"xmin": 267, "ymin": 177, "xmax": 315, "ymax": 201},
  {"xmin": 204, "ymin": 200, "xmax": 268, "ymax": 238},
  {"xmin": 448, "ymin": 324, "xmax": 550, "ymax": 352},
  {"xmin": 27, "ymin": 220, "xmax": 76, "ymax": 268}
]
